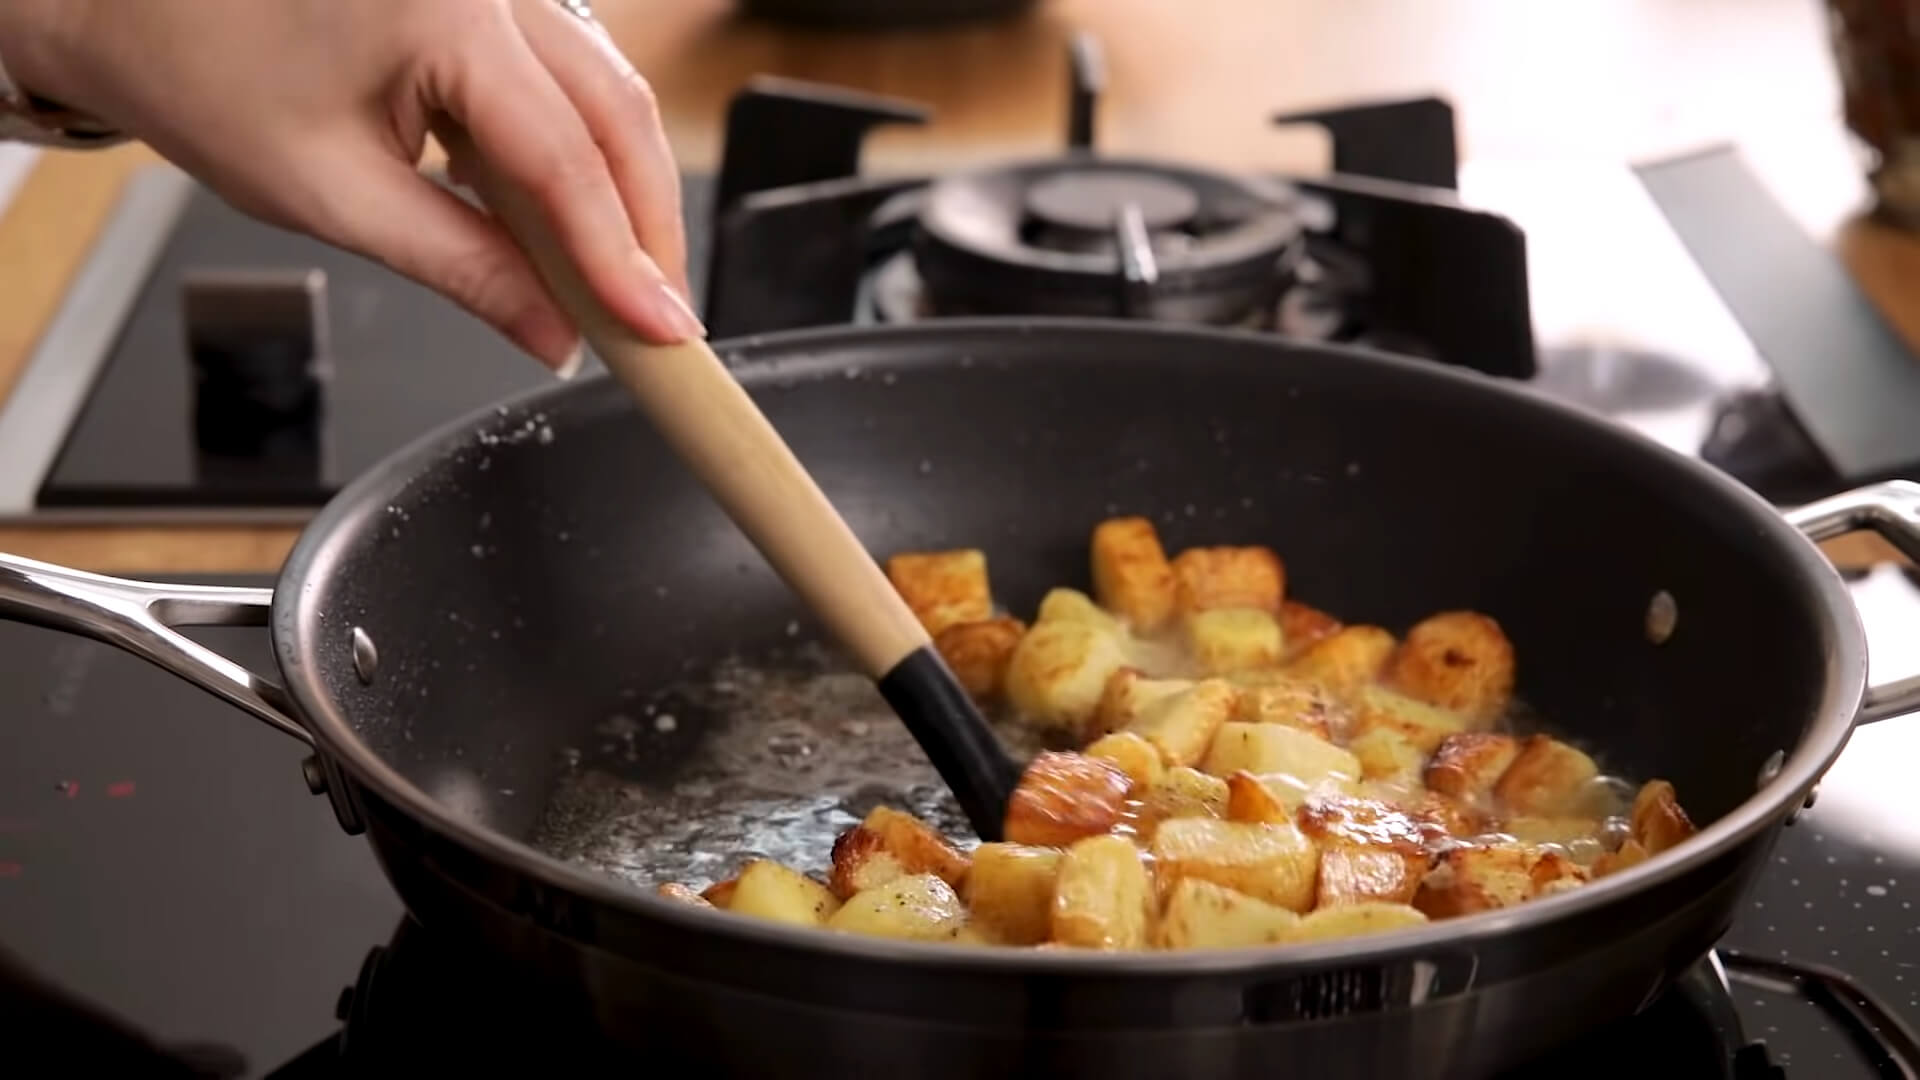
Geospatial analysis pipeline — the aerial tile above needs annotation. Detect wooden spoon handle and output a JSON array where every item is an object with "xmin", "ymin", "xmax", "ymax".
[{"xmin": 449, "ymin": 137, "xmax": 930, "ymax": 678}]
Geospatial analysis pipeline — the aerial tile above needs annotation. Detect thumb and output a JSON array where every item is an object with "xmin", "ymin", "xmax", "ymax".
[{"xmin": 328, "ymin": 155, "xmax": 582, "ymax": 373}]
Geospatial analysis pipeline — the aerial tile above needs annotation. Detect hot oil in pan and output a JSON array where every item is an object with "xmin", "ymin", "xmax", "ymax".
[
  {"xmin": 530, "ymin": 642, "xmax": 1638, "ymax": 892},
  {"xmin": 530, "ymin": 643, "xmax": 1053, "ymax": 889}
]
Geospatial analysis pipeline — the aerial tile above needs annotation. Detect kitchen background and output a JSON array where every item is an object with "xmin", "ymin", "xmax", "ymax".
[{"xmin": 3, "ymin": 0, "xmax": 1920, "ymax": 1075}]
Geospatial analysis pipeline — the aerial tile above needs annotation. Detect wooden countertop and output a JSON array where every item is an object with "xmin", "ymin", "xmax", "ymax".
[{"xmin": 0, "ymin": 0, "xmax": 1912, "ymax": 574}]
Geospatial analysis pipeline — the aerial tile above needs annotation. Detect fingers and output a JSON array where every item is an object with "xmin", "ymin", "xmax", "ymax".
[
  {"xmin": 431, "ymin": 12, "xmax": 702, "ymax": 345},
  {"xmin": 514, "ymin": 0, "xmax": 690, "ymax": 300},
  {"xmin": 328, "ymin": 153, "xmax": 582, "ymax": 372}
]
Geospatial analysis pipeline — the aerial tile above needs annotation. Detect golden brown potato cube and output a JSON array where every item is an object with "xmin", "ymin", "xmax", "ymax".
[
  {"xmin": 1090, "ymin": 516, "xmax": 1178, "ymax": 632},
  {"xmin": 1172, "ymin": 546, "xmax": 1286, "ymax": 614},
  {"xmin": 828, "ymin": 806, "xmax": 972, "ymax": 900},
  {"xmin": 1494, "ymin": 735, "xmax": 1600, "ymax": 816},
  {"xmin": 1004, "ymin": 751, "xmax": 1134, "ymax": 848},
  {"xmin": 1151, "ymin": 818, "xmax": 1320, "ymax": 912},
  {"xmin": 1315, "ymin": 846, "xmax": 1426, "ymax": 908},
  {"xmin": 933, "ymin": 616, "xmax": 1027, "ymax": 701},
  {"xmin": 1225, "ymin": 770, "xmax": 1296, "ymax": 825},
  {"xmin": 1183, "ymin": 608, "xmax": 1285, "ymax": 675},
  {"xmin": 1124, "ymin": 679, "xmax": 1238, "ymax": 768},
  {"xmin": 728, "ymin": 860, "xmax": 842, "ymax": 927},
  {"xmin": 1155, "ymin": 878, "xmax": 1302, "ymax": 949},
  {"xmin": 827, "ymin": 873, "xmax": 969, "ymax": 941},
  {"xmin": 1347, "ymin": 727, "xmax": 1426, "ymax": 784},
  {"xmin": 1424, "ymin": 732, "xmax": 1522, "ymax": 804},
  {"xmin": 1089, "ymin": 668, "xmax": 1193, "ymax": 740},
  {"xmin": 1349, "ymin": 684, "xmax": 1475, "ymax": 754},
  {"xmin": 1004, "ymin": 618, "xmax": 1131, "ymax": 733},
  {"xmin": 1201, "ymin": 722, "xmax": 1362, "ymax": 794},
  {"xmin": 1412, "ymin": 843, "xmax": 1589, "ymax": 917},
  {"xmin": 1592, "ymin": 838, "xmax": 1650, "ymax": 878},
  {"xmin": 1082, "ymin": 731, "xmax": 1166, "ymax": 791},
  {"xmin": 1286, "ymin": 902, "xmax": 1428, "ymax": 943},
  {"xmin": 1051, "ymin": 834, "xmax": 1156, "ymax": 950},
  {"xmin": 1412, "ymin": 845, "xmax": 1535, "ymax": 918},
  {"xmin": 1278, "ymin": 600, "xmax": 1344, "ymax": 657},
  {"xmin": 1283, "ymin": 625, "xmax": 1397, "ymax": 696},
  {"xmin": 1296, "ymin": 793, "xmax": 1445, "ymax": 855},
  {"xmin": 701, "ymin": 878, "xmax": 739, "ymax": 908},
  {"xmin": 963, "ymin": 843, "xmax": 1063, "ymax": 946},
  {"xmin": 886, "ymin": 549, "xmax": 993, "ymax": 636},
  {"xmin": 1231, "ymin": 675, "xmax": 1347, "ymax": 740},
  {"xmin": 1384, "ymin": 611, "xmax": 1516, "ymax": 720},
  {"xmin": 1630, "ymin": 779, "xmax": 1696, "ymax": 855},
  {"xmin": 1405, "ymin": 791, "xmax": 1489, "ymax": 839},
  {"xmin": 657, "ymin": 882, "xmax": 714, "ymax": 908},
  {"xmin": 1138, "ymin": 766, "xmax": 1230, "ymax": 832},
  {"xmin": 1035, "ymin": 587, "xmax": 1121, "ymax": 630}
]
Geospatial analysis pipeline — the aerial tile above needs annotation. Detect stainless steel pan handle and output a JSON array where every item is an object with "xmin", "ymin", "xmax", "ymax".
[
  {"xmin": 0, "ymin": 553, "xmax": 307, "ymax": 744},
  {"xmin": 1783, "ymin": 478, "xmax": 1920, "ymax": 724}
]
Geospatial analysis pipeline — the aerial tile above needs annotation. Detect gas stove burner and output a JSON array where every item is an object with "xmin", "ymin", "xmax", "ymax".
[{"xmin": 897, "ymin": 157, "xmax": 1307, "ymax": 325}]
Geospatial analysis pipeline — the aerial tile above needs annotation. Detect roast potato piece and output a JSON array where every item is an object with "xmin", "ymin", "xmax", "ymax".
[
  {"xmin": 963, "ymin": 843, "xmax": 1063, "ymax": 946},
  {"xmin": 1150, "ymin": 818, "xmax": 1320, "ymax": 912},
  {"xmin": 1384, "ymin": 611, "xmax": 1516, "ymax": 720},
  {"xmin": 1283, "ymin": 625, "xmax": 1396, "ymax": 696},
  {"xmin": 1172, "ymin": 546, "xmax": 1286, "ymax": 614},
  {"xmin": 729, "ymin": 860, "xmax": 842, "ymax": 927},
  {"xmin": 1224, "ymin": 770, "xmax": 1293, "ymax": 825},
  {"xmin": 827, "ymin": 873, "xmax": 969, "ymax": 941},
  {"xmin": 1004, "ymin": 617, "xmax": 1131, "ymax": 733},
  {"xmin": 886, "ymin": 549, "xmax": 993, "ymax": 636},
  {"xmin": 1630, "ymin": 779, "xmax": 1696, "ymax": 855},
  {"xmin": 1230, "ymin": 674, "xmax": 1347, "ymax": 740},
  {"xmin": 1052, "ymin": 835, "xmax": 1156, "ymax": 950},
  {"xmin": 1090, "ymin": 668, "xmax": 1194, "ymax": 740},
  {"xmin": 933, "ymin": 616, "xmax": 1027, "ymax": 700},
  {"xmin": 701, "ymin": 878, "xmax": 739, "ymax": 908},
  {"xmin": 1424, "ymin": 732, "xmax": 1522, "ymax": 804},
  {"xmin": 1090, "ymin": 516, "xmax": 1178, "ymax": 631},
  {"xmin": 1183, "ymin": 608, "xmax": 1285, "ymax": 675},
  {"xmin": 1004, "ymin": 751, "xmax": 1134, "ymax": 848},
  {"xmin": 1315, "ymin": 847, "xmax": 1426, "ymax": 908},
  {"xmin": 1413, "ymin": 844, "xmax": 1589, "ymax": 918},
  {"xmin": 1277, "ymin": 600, "xmax": 1343, "ymax": 657},
  {"xmin": 1494, "ymin": 735, "xmax": 1600, "ymax": 816},
  {"xmin": 1082, "ymin": 731, "xmax": 1166, "ymax": 791},
  {"xmin": 1201, "ymin": 722, "xmax": 1362, "ymax": 795},
  {"xmin": 657, "ymin": 883, "xmax": 714, "ymax": 908},
  {"xmin": 829, "ymin": 806, "xmax": 972, "ymax": 900},
  {"xmin": 1592, "ymin": 838, "xmax": 1650, "ymax": 878},
  {"xmin": 1347, "ymin": 727, "xmax": 1426, "ymax": 785},
  {"xmin": 1296, "ymin": 793, "xmax": 1444, "ymax": 854},
  {"xmin": 1035, "ymin": 587, "xmax": 1122, "ymax": 630},
  {"xmin": 1156, "ymin": 878, "xmax": 1302, "ymax": 949},
  {"xmin": 1286, "ymin": 902, "xmax": 1428, "ymax": 943},
  {"xmin": 1349, "ymin": 684, "xmax": 1475, "ymax": 754},
  {"xmin": 1137, "ymin": 766, "xmax": 1230, "ymax": 831},
  {"xmin": 1124, "ymin": 679, "xmax": 1238, "ymax": 768}
]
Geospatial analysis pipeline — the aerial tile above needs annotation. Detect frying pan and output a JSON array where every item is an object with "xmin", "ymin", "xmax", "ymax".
[{"xmin": 4, "ymin": 318, "xmax": 1918, "ymax": 1078}]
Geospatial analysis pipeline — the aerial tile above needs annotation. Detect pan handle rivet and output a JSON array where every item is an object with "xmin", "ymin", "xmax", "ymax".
[
  {"xmin": 300, "ymin": 754, "xmax": 329, "ymax": 795},
  {"xmin": 1756, "ymin": 749, "xmax": 1785, "ymax": 789},
  {"xmin": 1645, "ymin": 591, "xmax": 1678, "ymax": 644},
  {"xmin": 350, "ymin": 626, "xmax": 379, "ymax": 684}
]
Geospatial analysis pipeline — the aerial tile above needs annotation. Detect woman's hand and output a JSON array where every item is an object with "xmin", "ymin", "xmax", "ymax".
[{"xmin": 0, "ymin": 0, "xmax": 702, "ymax": 372}]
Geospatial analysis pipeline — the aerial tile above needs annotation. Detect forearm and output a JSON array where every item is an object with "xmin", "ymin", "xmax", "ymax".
[{"xmin": 0, "ymin": 0, "xmax": 123, "ymax": 147}]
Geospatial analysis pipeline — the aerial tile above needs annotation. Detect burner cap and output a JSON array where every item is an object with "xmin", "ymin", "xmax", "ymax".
[
  {"xmin": 1023, "ymin": 169, "xmax": 1201, "ymax": 238},
  {"xmin": 908, "ymin": 157, "xmax": 1305, "ymax": 324}
]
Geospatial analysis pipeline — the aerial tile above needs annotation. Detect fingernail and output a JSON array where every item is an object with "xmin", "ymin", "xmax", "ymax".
[
  {"xmin": 651, "ymin": 280, "xmax": 707, "ymax": 342},
  {"xmin": 554, "ymin": 343, "xmax": 586, "ymax": 381}
]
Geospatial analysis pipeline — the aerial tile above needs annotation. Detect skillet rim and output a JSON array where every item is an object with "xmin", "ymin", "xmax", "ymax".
[{"xmin": 274, "ymin": 316, "xmax": 1866, "ymax": 977}]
